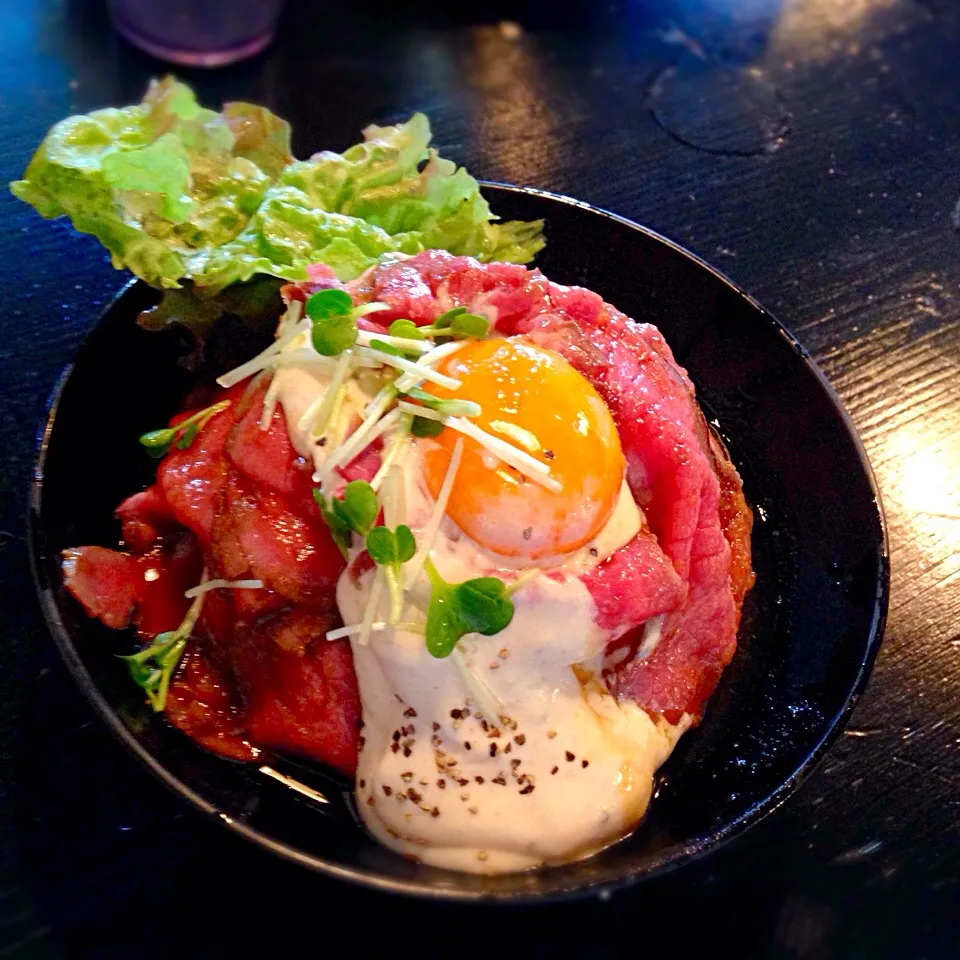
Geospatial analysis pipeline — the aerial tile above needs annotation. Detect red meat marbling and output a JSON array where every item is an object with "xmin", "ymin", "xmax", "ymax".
[
  {"xmin": 348, "ymin": 251, "xmax": 755, "ymax": 721},
  {"xmin": 63, "ymin": 251, "xmax": 752, "ymax": 776}
]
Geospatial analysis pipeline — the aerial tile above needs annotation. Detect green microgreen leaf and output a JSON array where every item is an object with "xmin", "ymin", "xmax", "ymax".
[
  {"xmin": 305, "ymin": 288, "xmax": 353, "ymax": 320},
  {"xmin": 423, "ymin": 558, "xmax": 515, "ymax": 658},
  {"xmin": 403, "ymin": 387, "xmax": 480, "ymax": 419},
  {"xmin": 418, "ymin": 308, "xmax": 489, "ymax": 340},
  {"xmin": 388, "ymin": 319, "xmax": 425, "ymax": 340},
  {"xmin": 305, "ymin": 289, "xmax": 360, "ymax": 355},
  {"xmin": 411, "ymin": 416, "xmax": 445, "ymax": 438},
  {"xmin": 425, "ymin": 579, "xmax": 459, "ymax": 659},
  {"xmin": 365, "ymin": 525, "xmax": 399, "ymax": 565},
  {"xmin": 340, "ymin": 480, "xmax": 378, "ymax": 536},
  {"xmin": 455, "ymin": 577, "xmax": 514, "ymax": 634},
  {"xmin": 119, "ymin": 625, "xmax": 188, "ymax": 712},
  {"xmin": 401, "ymin": 386, "xmax": 436, "ymax": 405},
  {"xmin": 368, "ymin": 338, "xmax": 403, "ymax": 358},
  {"xmin": 395, "ymin": 524, "xmax": 416, "ymax": 563},
  {"xmin": 449, "ymin": 312, "xmax": 490, "ymax": 339},
  {"xmin": 431, "ymin": 306, "xmax": 467, "ymax": 330},
  {"xmin": 314, "ymin": 489, "xmax": 352, "ymax": 557},
  {"xmin": 138, "ymin": 399, "xmax": 230, "ymax": 459},
  {"xmin": 314, "ymin": 480, "xmax": 379, "ymax": 557},
  {"xmin": 175, "ymin": 421, "xmax": 199, "ymax": 450},
  {"xmin": 366, "ymin": 523, "xmax": 416, "ymax": 625},
  {"xmin": 439, "ymin": 399, "xmax": 481, "ymax": 417},
  {"xmin": 139, "ymin": 428, "xmax": 178, "ymax": 458},
  {"xmin": 311, "ymin": 312, "xmax": 357, "ymax": 356}
]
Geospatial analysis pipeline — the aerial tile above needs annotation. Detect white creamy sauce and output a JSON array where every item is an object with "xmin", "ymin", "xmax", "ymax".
[
  {"xmin": 273, "ymin": 365, "xmax": 346, "ymax": 473},
  {"xmin": 272, "ymin": 347, "xmax": 688, "ymax": 875}
]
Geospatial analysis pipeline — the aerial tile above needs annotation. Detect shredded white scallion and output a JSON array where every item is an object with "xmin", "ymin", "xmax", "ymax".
[
  {"xmin": 355, "ymin": 330, "xmax": 433, "ymax": 355},
  {"xmin": 447, "ymin": 416, "xmax": 561, "ymax": 492},
  {"xmin": 444, "ymin": 415, "xmax": 551, "ymax": 476},
  {"xmin": 396, "ymin": 398, "xmax": 480, "ymax": 420},
  {"xmin": 362, "ymin": 382, "xmax": 399, "ymax": 425},
  {"xmin": 363, "ymin": 383, "xmax": 398, "ymax": 419},
  {"xmin": 404, "ymin": 437, "xmax": 464, "ymax": 589},
  {"xmin": 270, "ymin": 349, "xmax": 339, "ymax": 371},
  {"xmin": 352, "ymin": 302, "xmax": 391, "ymax": 318},
  {"xmin": 344, "ymin": 377, "xmax": 370, "ymax": 412},
  {"xmin": 317, "ymin": 385, "xmax": 347, "ymax": 448},
  {"xmin": 258, "ymin": 372, "xmax": 283, "ymax": 431},
  {"xmin": 508, "ymin": 567, "xmax": 540, "ymax": 596},
  {"xmin": 297, "ymin": 393, "xmax": 329, "ymax": 438},
  {"xmin": 179, "ymin": 571, "xmax": 209, "ymax": 636},
  {"xmin": 276, "ymin": 299, "xmax": 302, "ymax": 339},
  {"xmin": 384, "ymin": 464, "xmax": 408, "ymax": 534},
  {"xmin": 356, "ymin": 569, "xmax": 385, "ymax": 647},
  {"xmin": 381, "ymin": 463, "xmax": 402, "ymax": 530},
  {"xmin": 391, "ymin": 462, "xmax": 408, "ymax": 530},
  {"xmin": 216, "ymin": 318, "xmax": 310, "ymax": 388},
  {"xmin": 183, "ymin": 578, "xmax": 263, "ymax": 599},
  {"xmin": 636, "ymin": 615, "xmax": 665, "ymax": 661},
  {"xmin": 354, "ymin": 345, "xmax": 462, "ymax": 390},
  {"xmin": 330, "ymin": 390, "xmax": 355, "ymax": 450},
  {"xmin": 325, "ymin": 622, "xmax": 374, "ymax": 642},
  {"xmin": 313, "ymin": 406, "xmax": 403, "ymax": 484},
  {"xmin": 395, "ymin": 404, "xmax": 561, "ymax": 492},
  {"xmin": 277, "ymin": 349, "xmax": 381, "ymax": 372},
  {"xmin": 396, "ymin": 401, "xmax": 444, "ymax": 421},
  {"xmin": 394, "ymin": 339, "xmax": 471, "ymax": 392},
  {"xmin": 371, "ymin": 416, "xmax": 412, "ymax": 492},
  {"xmin": 297, "ymin": 350, "xmax": 353, "ymax": 438}
]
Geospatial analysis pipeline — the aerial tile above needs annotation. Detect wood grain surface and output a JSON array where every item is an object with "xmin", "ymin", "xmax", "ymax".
[{"xmin": 0, "ymin": 0, "xmax": 957, "ymax": 956}]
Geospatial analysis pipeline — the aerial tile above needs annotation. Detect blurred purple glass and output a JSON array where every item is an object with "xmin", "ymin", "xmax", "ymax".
[{"xmin": 108, "ymin": 0, "xmax": 285, "ymax": 67}]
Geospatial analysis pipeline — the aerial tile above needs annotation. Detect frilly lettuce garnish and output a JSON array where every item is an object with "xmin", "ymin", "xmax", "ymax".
[{"xmin": 10, "ymin": 78, "xmax": 544, "ymax": 291}]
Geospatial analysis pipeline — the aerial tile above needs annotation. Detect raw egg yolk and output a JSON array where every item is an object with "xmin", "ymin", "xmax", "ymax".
[{"xmin": 421, "ymin": 337, "xmax": 624, "ymax": 560}]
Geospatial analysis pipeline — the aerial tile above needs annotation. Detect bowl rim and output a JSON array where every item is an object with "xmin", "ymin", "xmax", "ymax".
[{"xmin": 27, "ymin": 182, "xmax": 890, "ymax": 903}]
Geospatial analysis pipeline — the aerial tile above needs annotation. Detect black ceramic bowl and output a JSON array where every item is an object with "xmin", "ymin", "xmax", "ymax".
[{"xmin": 29, "ymin": 185, "xmax": 888, "ymax": 901}]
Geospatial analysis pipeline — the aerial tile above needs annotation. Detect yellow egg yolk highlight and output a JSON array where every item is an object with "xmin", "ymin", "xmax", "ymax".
[{"xmin": 421, "ymin": 337, "xmax": 625, "ymax": 560}]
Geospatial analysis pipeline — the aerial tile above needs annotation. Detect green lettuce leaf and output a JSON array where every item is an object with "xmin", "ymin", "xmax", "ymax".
[
  {"xmin": 11, "ymin": 78, "xmax": 291, "ymax": 288},
  {"xmin": 181, "ymin": 117, "xmax": 545, "ymax": 289},
  {"xmin": 136, "ymin": 274, "xmax": 285, "ymax": 372},
  {"xmin": 305, "ymin": 120, "xmax": 545, "ymax": 264},
  {"xmin": 11, "ymin": 79, "xmax": 544, "ymax": 291}
]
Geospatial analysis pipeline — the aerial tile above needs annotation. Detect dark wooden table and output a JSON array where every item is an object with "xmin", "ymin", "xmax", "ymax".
[{"xmin": 1, "ymin": 0, "xmax": 958, "ymax": 956}]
